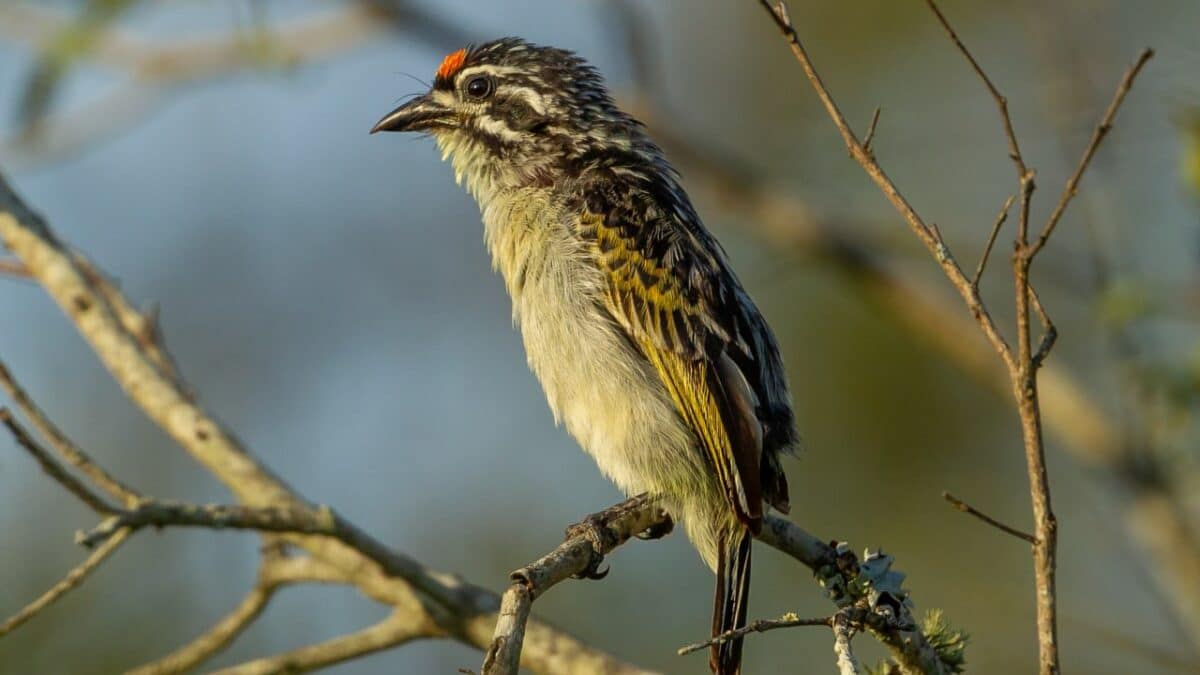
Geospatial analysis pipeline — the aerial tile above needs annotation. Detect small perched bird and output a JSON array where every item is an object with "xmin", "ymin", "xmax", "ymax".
[{"xmin": 373, "ymin": 38, "xmax": 798, "ymax": 674}]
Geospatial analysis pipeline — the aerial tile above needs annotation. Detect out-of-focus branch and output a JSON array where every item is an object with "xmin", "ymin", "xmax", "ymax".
[
  {"xmin": 126, "ymin": 554, "xmax": 346, "ymax": 675},
  {"xmin": 0, "ymin": 170, "xmax": 654, "ymax": 674},
  {"xmin": 0, "ymin": 361, "xmax": 140, "ymax": 507},
  {"xmin": 0, "ymin": 3, "xmax": 468, "ymax": 166},
  {"xmin": 677, "ymin": 612, "xmax": 831, "ymax": 656},
  {"xmin": 0, "ymin": 407, "xmax": 118, "ymax": 515},
  {"xmin": 0, "ymin": 527, "xmax": 130, "ymax": 638},
  {"xmin": 209, "ymin": 610, "xmax": 430, "ymax": 675}
]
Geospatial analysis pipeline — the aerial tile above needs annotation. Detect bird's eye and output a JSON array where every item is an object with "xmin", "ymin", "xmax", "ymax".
[{"xmin": 464, "ymin": 76, "xmax": 493, "ymax": 100}]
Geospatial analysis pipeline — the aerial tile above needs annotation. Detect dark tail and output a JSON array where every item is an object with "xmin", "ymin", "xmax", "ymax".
[{"xmin": 710, "ymin": 527, "xmax": 753, "ymax": 675}]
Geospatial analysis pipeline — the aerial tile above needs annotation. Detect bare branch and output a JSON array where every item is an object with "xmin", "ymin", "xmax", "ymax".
[
  {"xmin": 0, "ymin": 360, "xmax": 140, "ymax": 506},
  {"xmin": 0, "ymin": 3, "xmax": 467, "ymax": 168},
  {"xmin": 0, "ymin": 407, "xmax": 118, "ymax": 515},
  {"xmin": 0, "ymin": 168, "xmax": 657, "ymax": 675},
  {"xmin": 862, "ymin": 106, "xmax": 883, "ymax": 156},
  {"xmin": 972, "ymin": 195, "xmax": 1016, "ymax": 287},
  {"xmin": 1029, "ymin": 286, "xmax": 1058, "ymax": 370},
  {"xmin": 128, "ymin": 583, "xmax": 274, "ymax": 675},
  {"xmin": 943, "ymin": 491, "xmax": 1037, "ymax": 544},
  {"xmin": 77, "ymin": 500, "xmax": 341, "ymax": 548},
  {"xmin": 482, "ymin": 495, "xmax": 669, "ymax": 675},
  {"xmin": 756, "ymin": 3, "xmax": 1152, "ymax": 673},
  {"xmin": 126, "ymin": 554, "xmax": 348, "ymax": 675},
  {"xmin": 1029, "ymin": 48, "xmax": 1155, "ymax": 258},
  {"xmin": 678, "ymin": 613, "xmax": 831, "ymax": 656},
  {"xmin": 208, "ymin": 610, "xmax": 433, "ymax": 675},
  {"xmin": 922, "ymin": 0, "xmax": 1027, "ymax": 177},
  {"xmin": 754, "ymin": 0, "xmax": 1016, "ymax": 372},
  {"xmin": 0, "ymin": 527, "xmax": 130, "ymax": 637},
  {"xmin": 833, "ymin": 612, "xmax": 862, "ymax": 675}
]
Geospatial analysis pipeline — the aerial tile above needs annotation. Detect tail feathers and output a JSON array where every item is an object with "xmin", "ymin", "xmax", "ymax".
[{"xmin": 710, "ymin": 528, "xmax": 753, "ymax": 675}]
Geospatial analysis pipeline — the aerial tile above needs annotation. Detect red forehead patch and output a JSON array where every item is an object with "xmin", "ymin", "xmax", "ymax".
[{"xmin": 436, "ymin": 48, "xmax": 468, "ymax": 81}]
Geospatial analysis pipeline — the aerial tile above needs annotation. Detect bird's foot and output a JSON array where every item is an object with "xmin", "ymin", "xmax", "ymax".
[
  {"xmin": 636, "ymin": 513, "xmax": 674, "ymax": 540},
  {"xmin": 563, "ymin": 494, "xmax": 673, "ymax": 580}
]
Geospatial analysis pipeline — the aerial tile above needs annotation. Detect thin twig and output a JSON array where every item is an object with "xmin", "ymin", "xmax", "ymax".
[
  {"xmin": 1029, "ymin": 48, "xmax": 1156, "ymax": 258},
  {"xmin": 1029, "ymin": 286, "xmax": 1058, "ymax": 369},
  {"xmin": 0, "ymin": 360, "xmax": 140, "ymax": 506},
  {"xmin": 756, "ymin": 0, "xmax": 1016, "ymax": 372},
  {"xmin": 922, "ymin": 0, "xmax": 1027, "ymax": 176},
  {"xmin": 0, "ymin": 407, "xmax": 118, "ymax": 515},
  {"xmin": 126, "ymin": 555, "xmax": 348, "ymax": 675},
  {"xmin": 943, "ymin": 491, "xmax": 1037, "ymax": 544},
  {"xmin": 677, "ymin": 613, "xmax": 831, "ymax": 656},
  {"xmin": 0, "ymin": 527, "xmax": 130, "ymax": 637},
  {"xmin": 972, "ymin": 194, "xmax": 1016, "ymax": 287},
  {"xmin": 208, "ymin": 610, "xmax": 432, "ymax": 675},
  {"xmin": 862, "ymin": 106, "xmax": 882, "ymax": 155}
]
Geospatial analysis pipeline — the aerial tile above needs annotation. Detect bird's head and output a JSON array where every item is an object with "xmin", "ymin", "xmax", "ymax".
[{"xmin": 371, "ymin": 38, "xmax": 654, "ymax": 201}]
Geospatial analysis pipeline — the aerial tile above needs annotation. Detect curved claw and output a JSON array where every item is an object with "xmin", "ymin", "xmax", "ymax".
[
  {"xmin": 572, "ymin": 558, "xmax": 610, "ymax": 580},
  {"xmin": 565, "ymin": 513, "xmax": 616, "ymax": 582},
  {"xmin": 637, "ymin": 512, "xmax": 674, "ymax": 540}
]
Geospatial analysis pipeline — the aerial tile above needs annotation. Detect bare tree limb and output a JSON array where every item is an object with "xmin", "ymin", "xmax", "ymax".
[
  {"xmin": 677, "ymin": 613, "xmax": 831, "ymax": 656},
  {"xmin": 482, "ymin": 495, "xmax": 668, "ymax": 675},
  {"xmin": 0, "ymin": 362, "xmax": 140, "ymax": 507},
  {"xmin": 0, "ymin": 169, "xmax": 656, "ymax": 675},
  {"xmin": 972, "ymin": 195, "xmax": 1015, "ymax": 288},
  {"xmin": 126, "ymin": 554, "xmax": 349, "ymax": 675},
  {"xmin": 943, "ymin": 491, "xmax": 1036, "ymax": 544},
  {"xmin": 754, "ymin": 0, "xmax": 1017, "ymax": 373},
  {"xmin": 0, "ymin": 527, "xmax": 130, "ymax": 638},
  {"xmin": 208, "ymin": 610, "xmax": 433, "ymax": 675},
  {"xmin": 0, "ymin": 407, "xmax": 118, "ymax": 515},
  {"xmin": 1030, "ymin": 49, "xmax": 1155, "ymax": 257},
  {"xmin": 754, "ymin": 2, "xmax": 1153, "ymax": 673},
  {"xmin": 833, "ymin": 611, "xmax": 862, "ymax": 675},
  {"xmin": 0, "ymin": 3, "xmax": 468, "ymax": 167}
]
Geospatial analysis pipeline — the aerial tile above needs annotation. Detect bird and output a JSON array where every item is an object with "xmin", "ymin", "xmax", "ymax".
[{"xmin": 372, "ymin": 38, "xmax": 798, "ymax": 674}]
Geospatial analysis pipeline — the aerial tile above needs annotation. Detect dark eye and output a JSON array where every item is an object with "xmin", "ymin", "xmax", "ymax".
[{"xmin": 465, "ymin": 76, "xmax": 493, "ymax": 99}]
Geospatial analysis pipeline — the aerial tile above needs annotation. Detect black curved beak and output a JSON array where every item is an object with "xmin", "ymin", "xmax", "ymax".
[{"xmin": 370, "ymin": 94, "xmax": 452, "ymax": 134}]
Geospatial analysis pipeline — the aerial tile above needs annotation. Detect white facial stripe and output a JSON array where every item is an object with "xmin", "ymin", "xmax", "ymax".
[
  {"xmin": 475, "ymin": 115, "xmax": 525, "ymax": 143},
  {"xmin": 496, "ymin": 86, "xmax": 547, "ymax": 115},
  {"xmin": 454, "ymin": 64, "xmax": 522, "ymax": 84}
]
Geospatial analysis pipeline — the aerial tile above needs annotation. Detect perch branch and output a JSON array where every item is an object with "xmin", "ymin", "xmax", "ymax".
[
  {"xmin": 481, "ymin": 494, "xmax": 669, "ymax": 675},
  {"xmin": 833, "ymin": 611, "xmax": 862, "ymax": 675},
  {"xmin": 0, "ymin": 170, "xmax": 654, "ymax": 674}
]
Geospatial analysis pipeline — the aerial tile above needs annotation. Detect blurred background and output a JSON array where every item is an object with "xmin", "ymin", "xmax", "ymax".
[{"xmin": 0, "ymin": 1, "xmax": 1197, "ymax": 673}]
